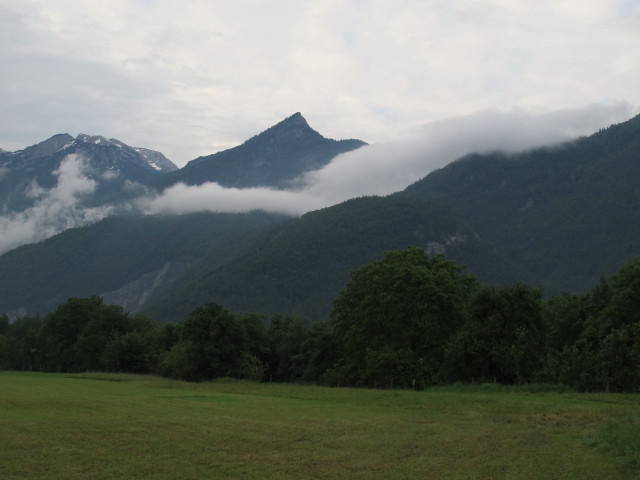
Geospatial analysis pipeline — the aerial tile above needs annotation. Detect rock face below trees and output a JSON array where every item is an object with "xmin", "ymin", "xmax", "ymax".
[{"xmin": 101, "ymin": 261, "xmax": 190, "ymax": 312}]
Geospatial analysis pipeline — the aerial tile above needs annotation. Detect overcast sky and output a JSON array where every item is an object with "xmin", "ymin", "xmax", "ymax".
[{"xmin": 1, "ymin": 0, "xmax": 639, "ymax": 166}]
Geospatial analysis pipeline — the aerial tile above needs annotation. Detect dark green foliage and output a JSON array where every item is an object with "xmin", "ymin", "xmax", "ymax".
[
  {"xmin": 598, "ymin": 323, "xmax": 640, "ymax": 392},
  {"xmin": 0, "ymin": 314, "xmax": 8, "ymax": 335},
  {"xmin": 447, "ymin": 283, "xmax": 545, "ymax": 384},
  {"xmin": 40, "ymin": 296, "xmax": 130, "ymax": 372},
  {"xmin": 3, "ymin": 251, "xmax": 640, "ymax": 392},
  {"xmin": 327, "ymin": 247, "xmax": 477, "ymax": 388},
  {"xmin": 3, "ymin": 314, "xmax": 43, "ymax": 371},
  {"xmin": 0, "ymin": 334, "xmax": 8, "ymax": 369},
  {"xmin": 597, "ymin": 257, "xmax": 640, "ymax": 332},
  {"xmin": 162, "ymin": 303, "xmax": 251, "ymax": 381},
  {"xmin": 541, "ymin": 256, "xmax": 640, "ymax": 392},
  {"xmin": 299, "ymin": 321, "xmax": 337, "ymax": 383},
  {"xmin": 0, "ymin": 314, "xmax": 9, "ymax": 367},
  {"xmin": 264, "ymin": 314, "xmax": 310, "ymax": 382},
  {"xmin": 100, "ymin": 314, "xmax": 162, "ymax": 374}
]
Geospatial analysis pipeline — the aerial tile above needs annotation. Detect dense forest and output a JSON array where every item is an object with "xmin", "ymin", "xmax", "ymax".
[
  {"xmin": 401, "ymin": 113, "xmax": 640, "ymax": 294},
  {"xmin": 2, "ymin": 247, "xmax": 639, "ymax": 392}
]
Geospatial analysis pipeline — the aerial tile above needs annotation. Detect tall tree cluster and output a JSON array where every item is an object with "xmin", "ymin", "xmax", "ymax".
[{"xmin": 2, "ymin": 248, "xmax": 639, "ymax": 392}]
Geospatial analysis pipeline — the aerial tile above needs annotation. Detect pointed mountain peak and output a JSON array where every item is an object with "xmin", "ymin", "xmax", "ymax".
[
  {"xmin": 281, "ymin": 112, "xmax": 308, "ymax": 127},
  {"xmin": 243, "ymin": 112, "xmax": 322, "ymax": 149},
  {"xmin": 274, "ymin": 112, "xmax": 314, "ymax": 132}
]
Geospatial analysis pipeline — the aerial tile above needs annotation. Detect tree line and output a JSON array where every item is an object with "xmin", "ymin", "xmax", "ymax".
[{"xmin": 1, "ymin": 246, "xmax": 639, "ymax": 392}]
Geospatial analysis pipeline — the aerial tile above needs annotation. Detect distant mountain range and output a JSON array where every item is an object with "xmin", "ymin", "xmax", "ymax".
[{"xmin": 1, "ymin": 112, "xmax": 639, "ymax": 321}]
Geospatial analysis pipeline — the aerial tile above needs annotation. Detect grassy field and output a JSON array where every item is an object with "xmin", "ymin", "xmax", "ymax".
[{"xmin": 1, "ymin": 372, "xmax": 639, "ymax": 479}]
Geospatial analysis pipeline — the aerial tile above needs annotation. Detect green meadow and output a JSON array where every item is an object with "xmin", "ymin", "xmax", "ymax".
[{"xmin": 1, "ymin": 372, "xmax": 639, "ymax": 479}]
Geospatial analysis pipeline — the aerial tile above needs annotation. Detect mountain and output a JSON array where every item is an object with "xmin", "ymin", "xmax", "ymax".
[
  {"xmin": 0, "ymin": 211, "xmax": 286, "ymax": 318},
  {"xmin": 400, "ymin": 113, "xmax": 640, "ymax": 294},
  {"xmin": 0, "ymin": 134, "xmax": 177, "ymax": 213},
  {"xmin": 155, "ymin": 112, "xmax": 366, "ymax": 189},
  {"xmin": 142, "ymin": 196, "xmax": 522, "ymax": 322},
  {"xmin": 2, "ymin": 113, "xmax": 639, "ymax": 322},
  {"xmin": 0, "ymin": 194, "xmax": 516, "ymax": 322}
]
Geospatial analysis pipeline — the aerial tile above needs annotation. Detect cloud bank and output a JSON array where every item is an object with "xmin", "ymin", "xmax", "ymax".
[{"xmin": 142, "ymin": 103, "xmax": 633, "ymax": 216}]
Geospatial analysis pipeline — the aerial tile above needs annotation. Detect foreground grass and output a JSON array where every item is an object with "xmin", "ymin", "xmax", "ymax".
[{"xmin": 1, "ymin": 372, "xmax": 639, "ymax": 479}]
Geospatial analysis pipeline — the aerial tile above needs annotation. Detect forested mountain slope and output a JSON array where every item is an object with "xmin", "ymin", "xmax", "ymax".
[
  {"xmin": 401, "ymin": 113, "xmax": 640, "ymax": 294},
  {"xmin": 143, "ymin": 195, "xmax": 522, "ymax": 322},
  {"xmin": 0, "ymin": 211, "xmax": 286, "ymax": 317}
]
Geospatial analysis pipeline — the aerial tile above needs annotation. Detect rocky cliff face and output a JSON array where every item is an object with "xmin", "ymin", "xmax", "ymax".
[{"xmin": 101, "ymin": 261, "xmax": 190, "ymax": 312}]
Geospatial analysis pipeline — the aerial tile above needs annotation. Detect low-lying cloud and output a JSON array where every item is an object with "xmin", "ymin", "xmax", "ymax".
[
  {"xmin": 142, "ymin": 103, "xmax": 634, "ymax": 216},
  {"xmin": 139, "ymin": 182, "xmax": 326, "ymax": 216},
  {"xmin": 0, "ymin": 154, "xmax": 113, "ymax": 254}
]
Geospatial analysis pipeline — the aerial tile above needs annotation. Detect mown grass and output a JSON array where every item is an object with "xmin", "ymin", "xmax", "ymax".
[{"xmin": 1, "ymin": 371, "xmax": 639, "ymax": 479}]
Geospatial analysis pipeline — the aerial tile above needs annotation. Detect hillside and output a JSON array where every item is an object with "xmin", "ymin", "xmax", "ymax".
[
  {"xmin": 0, "ymin": 211, "xmax": 286, "ymax": 318},
  {"xmin": 143, "ymin": 195, "xmax": 521, "ymax": 322},
  {"xmin": 401, "ymin": 113, "xmax": 640, "ymax": 294}
]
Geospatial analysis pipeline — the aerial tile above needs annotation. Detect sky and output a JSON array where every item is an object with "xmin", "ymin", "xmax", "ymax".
[{"xmin": 1, "ymin": 0, "xmax": 639, "ymax": 167}]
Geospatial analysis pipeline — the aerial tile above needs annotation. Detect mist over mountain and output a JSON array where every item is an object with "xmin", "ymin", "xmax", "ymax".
[
  {"xmin": 143, "ymin": 104, "xmax": 634, "ymax": 217},
  {"xmin": 0, "ymin": 113, "xmax": 367, "ymax": 252},
  {"xmin": 1, "ymin": 105, "xmax": 639, "ymax": 321},
  {"xmin": 0, "ymin": 133, "xmax": 177, "ymax": 214},
  {"xmin": 0, "ymin": 134, "xmax": 178, "ymax": 254}
]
